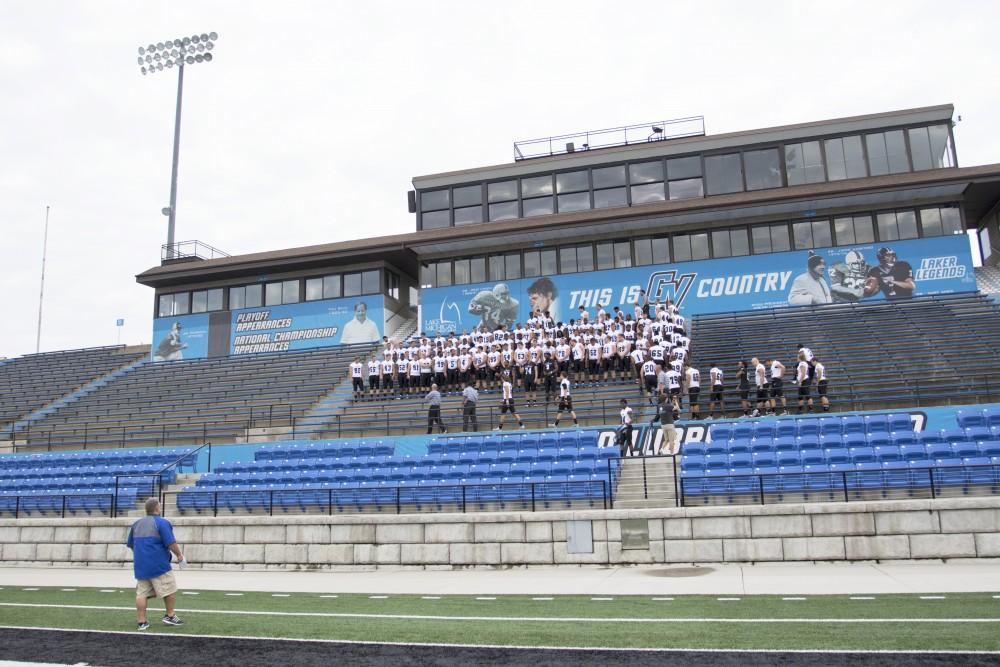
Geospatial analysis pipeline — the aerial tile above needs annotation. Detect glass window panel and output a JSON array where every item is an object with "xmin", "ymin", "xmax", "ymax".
[
  {"xmin": 792, "ymin": 221, "xmax": 814, "ymax": 249},
  {"xmin": 877, "ymin": 212, "xmax": 899, "ymax": 241},
  {"xmin": 752, "ymin": 226, "xmax": 772, "ymax": 254},
  {"xmin": 630, "ymin": 182, "xmax": 665, "ymax": 204},
  {"xmin": 634, "ymin": 238, "xmax": 652, "ymax": 266},
  {"xmin": 908, "ymin": 127, "xmax": 933, "ymax": 171},
  {"xmin": 704, "ymin": 153, "xmax": 743, "ymax": 195},
  {"xmin": 453, "ymin": 205, "xmax": 482, "ymax": 225},
  {"xmin": 843, "ymin": 135, "xmax": 867, "ymax": 178},
  {"xmin": 593, "ymin": 187, "xmax": 627, "ymax": 209},
  {"xmin": 158, "ymin": 294, "xmax": 172, "ymax": 317},
  {"xmin": 453, "ymin": 185, "xmax": 481, "ymax": 207},
  {"xmin": 825, "ymin": 136, "xmax": 867, "ymax": 181},
  {"xmin": 387, "ymin": 271, "xmax": 399, "ymax": 300},
  {"xmin": 596, "ymin": 242, "xmax": 614, "ymax": 270},
  {"xmin": 886, "ymin": 130, "xmax": 909, "ymax": 173},
  {"xmin": 920, "ymin": 207, "xmax": 942, "ymax": 237},
  {"xmin": 854, "ymin": 215, "xmax": 875, "ymax": 243},
  {"xmin": 422, "ymin": 262, "xmax": 437, "ymax": 289},
  {"xmin": 306, "ymin": 278, "xmax": 323, "ymax": 301},
  {"xmin": 981, "ymin": 227, "xmax": 993, "ymax": 260},
  {"xmin": 770, "ymin": 224, "xmax": 790, "ymax": 252},
  {"xmin": 825, "ymin": 138, "xmax": 847, "ymax": 181},
  {"xmin": 540, "ymin": 249, "xmax": 557, "ymax": 275},
  {"xmin": 673, "ymin": 235, "xmax": 692, "ymax": 262},
  {"xmin": 785, "ymin": 141, "xmax": 825, "ymax": 185},
  {"xmin": 834, "ymin": 217, "xmax": 855, "ymax": 245},
  {"xmin": 523, "ymin": 251, "xmax": 540, "ymax": 277},
  {"xmin": 667, "ymin": 156, "xmax": 701, "ymax": 180},
  {"xmin": 282, "ymin": 280, "xmax": 299, "ymax": 304},
  {"xmin": 522, "ymin": 197, "xmax": 553, "ymax": 217},
  {"xmin": 323, "ymin": 275, "xmax": 341, "ymax": 299},
  {"xmin": 421, "ymin": 210, "xmax": 450, "ymax": 229},
  {"xmin": 488, "ymin": 201, "xmax": 519, "ymax": 221},
  {"xmin": 690, "ymin": 232, "xmax": 710, "ymax": 260},
  {"xmin": 521, "ymin": 175, "xmax": 553, "ymax": 198},
  {"xmin": 487, "ymin": 180, "xmax": 518, "ymax": 202},
  {"xmin": 592, "ymin": 165, "xmax": 626, "ymax": 189},
  {"xmin": 436, "ymin": 263, "xmax": 451, "ymax": 288},
  {"xmin": 651, "ymin": 237, "xmax": 670, "ymax": 263},
  {"xmin": 668, "ymin": 177, "xmax": 704, "ymax": 200},
  {"xmin": 453, "ymin": 259, "xmax": 470, "ymax": 285},
  {"xmin": 629, "ymin": 161, "xmax": 663, "ymax": 184},
  {"xmin": 866, "ymin": 133, "xmax": 889, "ymax": 176},
  {"xmin": 896, "ymin": 210, "xmax": 918, "ymax": 239},
  {"xmin": 711, "ymin": 230, "xmax": 731, "ymax": 258},
  {"xmin": 421, "ymin": 189, "xmax": 449, "ymax": 211},
  {"xmin": 470, "ymin": 257, "xmax": 486, "ymax": 283},
  {"xmin": 228, "ymin": 287, "xmax": 245, "ymax": 311},
  {"xmin": 265, "ymin": 282, "xmax": 282, "ymax": 305},
  {"xmin": 489, "ymin": 255, "xmax": 504, "ymax": 281},
  {"xmin": 730, "ymin": 228, "xmax": 749, "ymax": 256},
  {"xmin": 343, "ymin": 273, "xmax": 362, "ymax": 297},
  {"xmin": 556, "ymin": 170, "xmax": 589, "ymax": 193},
  {"xmin": 614, "ymin": 241, "xmax": 632, "ymax": 268},
  {"xmin": 206, "ymin": 289, "xmax": 223, "ymax": 311},
  {"xmin": 191, "ymin": 291, "xmax": 207, "ymax": 313},
  {"xmin": 557, "ymin": 191, "xmax": 590, "ymax": 212},
  {"xmin": 173, "ymin": 292, "xmax": 189, "ymax": 315},
  {"xmin": 811, "ymin": 220, "xmax": 832, "ymax": 248},
  {"xmin": 362, "ymin": 270, "xmax": 379, "ymax": 294},
  {"xmin": 505, "ymin": 253, "xmax": 521, "ymax": 280},
  {"xmin": 941, "ymin": 207, "xmax": 962, "ymax": 234},
  {"xmin": 743, "ymin": 148, "xmax": 782, "ymax": 191},
  {"xmin": 928, "ymin": 124, "xmax": 953, "ymax": 168},
  {"xmin": 559, "ymin": 246, "xmax": 577, "ymax": 274},
  {"xmin": 576, "ymin": 244, "xmax": 594, "ymax": 272},
  {"xmin": 245, "ymin": 284, "xmax": 262, "ymax": 308}
]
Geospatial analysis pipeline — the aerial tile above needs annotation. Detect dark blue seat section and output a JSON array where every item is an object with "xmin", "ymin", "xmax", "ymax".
[
  {"xmin": 179, "ymin": 430, "xmax": 614, "ymax": 513},
  {"xmin": 684, "ymin": 413, "xmax": 1000, "ymax": 502},
  {"xmin": 0, "ymin": 446, "xmax": 196, "ymax": 515}
]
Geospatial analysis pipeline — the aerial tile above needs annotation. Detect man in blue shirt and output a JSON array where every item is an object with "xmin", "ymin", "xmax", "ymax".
[{"xmin": 126, "ymin": 498, "xmax": 186, "ymax": 630}]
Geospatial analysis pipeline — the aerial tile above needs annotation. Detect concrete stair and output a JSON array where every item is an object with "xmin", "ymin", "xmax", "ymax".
[{"xmin": 612, "ymin": 455, "xmax": 678, "ymax": 509}]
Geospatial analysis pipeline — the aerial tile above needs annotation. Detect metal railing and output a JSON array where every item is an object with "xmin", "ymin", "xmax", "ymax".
[
  {"xmin": 514, "ymin": 116, "xmax": 705, "ymax": 160},
  {"xmin": 164, "ymin": 479, "xmax": 609, "ymax": 517},
  {"xmin": 161, "ymin": 239, "xmax": 230, "ymax": 262},
  {"xmin": 0, "ymin": 493, "xmax": 117, "ymax": 519}
]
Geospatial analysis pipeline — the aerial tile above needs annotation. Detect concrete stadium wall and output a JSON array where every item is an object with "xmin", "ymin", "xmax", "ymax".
[{"xmin": 2, "ymin": 497, "xmax": 1000, "ymax": 570}]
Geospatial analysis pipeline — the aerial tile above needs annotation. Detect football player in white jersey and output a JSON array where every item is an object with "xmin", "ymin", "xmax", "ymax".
[
  {"xmin": 665, "ymin": 366, "xmax": 683, "ymax": 416},
  {"xmin": 685, "ymin": 365, "xmax": 701, "ymax": 420},
  {"xmin": 618, "ymin": 398, "xmax": 636, "ymax": 456},
  {"xmin": 552, "ymin": 372, "xmax": 579, "ymax": 427},
  {"xmin": 349, "ymin": 357, "xmax": 364, "ymax": 400},
  {"xmin": 767, "ymin": 358, "xmax": 787, "ymax": 415},
  {"xmin": 709, "ymin": 364, "xmax": 724, "ymax": 419},
  {"xmin": 495, "ymin": 375, "xmax": 525, "ymax": 430},
  {"xmin": 830, "ymin": 250, "xmax": 871, "ymax": 303},
  {"xmin": 814, "ymin": 357, "xmax": 830, "ymax": 412},
  {"xmin": 796, "ymin": 356, "xmax": 812, "ymax": 414},
  {"xmin": 641, "ymin": 357, "xmax": 659, "ymax": 403},
  {"xmin": 751, "ymin": 357, "xmax": 768, "ymax": 418}
]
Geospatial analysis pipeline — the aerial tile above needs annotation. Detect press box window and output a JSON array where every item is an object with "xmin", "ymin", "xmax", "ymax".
[
  {"xmin": 743, "ymin": 149, "xmax": 781, "ymax": 191},
  {"xmin": 751, "ymin": 223, "xmax": 791, "ymax": 254},
  {"xmin": 833, "ymin": 215, "xmax": 875, "ymax": 246},
  {"xmin": 792, "ymin": 220, "xmax": 832, "ymax": 250},
  {"xmin": 704, "ymin": 153, "xmax": 743, "ymax": 195},
  {"xmin": 876, "ymin": 210, "xmax": 918, "ymax": 241},
  {"xmin": 633, "ymin": 237, "xmax": 670, "ymax": 266},
  {"xmin": 556, "ymin": 170, "xmax": 591, "ymax": 213},
  {"xmin": 629, "ymin": 161, "xmax": 665, "ymax": 204},
  {"xmin": 866, "ymin": 130, "xmax": 909, "ymax": 176},
  {"xmin": 191, "ymin": 288, "xmax": 224, "ymax": 313},
  {"xmin": 824, "ymin": 135, "xmax": 867, "ymax": 181},
  {"xmin": 785, "ymin": 141, "xmax": 825, "ymax": 185},
  {"xmin": 420, "ymin": 189, "xmax": 451, "ymax": 229},
  {"xmin": 559, "ymin": 244, "xmax": 594, "ymax": 274},
  {"xmin": 919, "ymin": 207, "xmax": 963, "ymax": 237},
  {"xmin": 488, "ymin": 180, "xmax": 519, "ymax": 221},
  {"xmin": 453, "ymin": 185, "xmax": 483, "ymax": 225},
  {"xmin": 908, "ymin": 124, "xmax": 954, "ymax": 170},
  {"xmin": 305, "ymin": 278, "xmax": 323, "ymax": 301},
  {"xmin": 673, "ymin": 233, "xmax": 709, "ymax": 262},
  {"xmin": 158, "ymin": 293, "xmax": 190, "ymax": 317},
  {"xmin": 592, "ymin": 165, "xmax": 627, "ymax": 209},
  {"xmin": 711, "ymin": 228, "xmax": 750, "ymax": 258}
]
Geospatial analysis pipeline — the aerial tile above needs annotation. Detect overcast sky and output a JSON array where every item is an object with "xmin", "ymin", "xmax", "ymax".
[{"xmin": 2, "ymin": 0, "xmax": 998, "ymax": 358}]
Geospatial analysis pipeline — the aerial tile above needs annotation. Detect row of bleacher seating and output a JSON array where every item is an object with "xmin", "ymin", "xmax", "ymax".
[
  {"xmin": 0, "ymin": 464, "xmax": 181, "ymax": 481},
  {"xmin": 707, "ymin": 414, "xmax": 915, "ymax": 441},
  {"xmin": 0, "ymin": 346, "xmax": 147, "ymax": 426},
  {"xmin": 0, "ymin": 447, "xmax": 196, "ymax": 471}
]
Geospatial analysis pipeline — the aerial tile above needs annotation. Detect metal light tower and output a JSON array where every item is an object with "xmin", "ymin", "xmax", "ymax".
[{"xmin": 137, "ymin": 32, "xmax": 218, "ymax": 258}]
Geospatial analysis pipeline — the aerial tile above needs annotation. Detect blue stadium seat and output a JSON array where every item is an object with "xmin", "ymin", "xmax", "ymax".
[
  {"xmin": 752, "ymin": 422, "xmax": 776, "ymax": 440},
  {"xmin": 681, "ymin": 442, "xmax": 707, "ymax": 457},
  {"xmin": 818, "ymin": 417, "xmax": 844, "ymax": 436},
  {"xmin": 775, "ymin": 421, "xmax": 797, "ymax": 438},
  {"xmin": 705, "ymin": 441, "xmax": 728, "ymax": 456},
  {"xmin": 956, "ymin": 409, "xmax": 986, "ymax": 428},
  {"xmin": 864, "ymin": 415, "xmax": 889, "ymax": 434},
  {"xmin": 796, "ymin": 420, "xmax": 820, "ymax": 438},
  {"xmin": 727, "ymin": 440, "xmax": 751, "ymax": 455},
  {"xmin": 773, "ymin": 437, "xmax": 798, "ymax": 453},
  {"xmin": 891, "ymin": 431, "xmax": 917, "ymax": 447},
  {"xmin": 776, "ymin": 450, "xmax": 801, "ymax": 466},
  {"xmin": 887, "ymin": 413, "xmax": 913, "ymax": 432},
  {"xmin": 709, "ymin": 423, "xmax": 733, "ymax": 442}
]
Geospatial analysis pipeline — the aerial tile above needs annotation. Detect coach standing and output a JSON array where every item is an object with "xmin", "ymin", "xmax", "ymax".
[
  {"xmin": 126, "ymin": 498, "xmax": 186, "ymax": 630},
  {"xmin": 425, "ymin": 383, "xmax": 447, "ymax": 434},
  {"xmin": 462, "ymin": 381, "xmax": 479, "ymax": 432}
]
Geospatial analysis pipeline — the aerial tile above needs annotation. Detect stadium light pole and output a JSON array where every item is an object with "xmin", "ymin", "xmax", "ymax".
[{"xmin": 136, "ymin": 32, "xmax": 218, "ymax": 259}]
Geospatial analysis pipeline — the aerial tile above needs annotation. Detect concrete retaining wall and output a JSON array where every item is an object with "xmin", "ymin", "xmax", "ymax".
[{"xmin": 3, "ymin": 497, "xmax": 1000, "ymax": 570}]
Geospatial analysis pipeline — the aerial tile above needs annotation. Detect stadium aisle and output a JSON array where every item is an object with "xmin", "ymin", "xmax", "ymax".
[{"xmin": 1, "ymin": 561, "xmax": 999, "ymax": 595}]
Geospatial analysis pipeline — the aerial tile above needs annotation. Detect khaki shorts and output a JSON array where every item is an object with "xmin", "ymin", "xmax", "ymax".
[
  {"xmin": 136, "ymin": 570, "xmax": 177, "ymax": 599},
  {"xmin": 660, "ymin": 424, "xmax": 679, "ymax": 455}
]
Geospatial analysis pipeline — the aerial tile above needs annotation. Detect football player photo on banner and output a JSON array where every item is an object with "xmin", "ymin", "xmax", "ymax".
[
  {"xmin": 230, "ymin": 296, "xmax": 385, "ymax": 354},
  {"xmin": 419, "ymin": 234, "xmax": 975, "ymax": 332},
  {"xmin": 151, "ymin": 313, "xmax": 209, "ymax": 361}
]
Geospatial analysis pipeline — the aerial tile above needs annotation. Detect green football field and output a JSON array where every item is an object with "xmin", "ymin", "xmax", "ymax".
[{"xmin": 1, "ymin": 586, "xmax": 1000, "ymax": 651}]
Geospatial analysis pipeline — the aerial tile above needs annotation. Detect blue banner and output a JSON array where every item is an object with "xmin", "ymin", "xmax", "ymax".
[
  {"xmin": 230, "ymin": 297, "xmax": 384, "ymax": 355},
  {"xmin": 152, "ymin": 314, "xmax": 210, "ymax": 361},
  {"xmin": 420, "ymin": 234, "xmax": 975, "ymax": 334},
  {"xmin": 151, "ymin": 296, "xmax": 384, "ymax": 361}
]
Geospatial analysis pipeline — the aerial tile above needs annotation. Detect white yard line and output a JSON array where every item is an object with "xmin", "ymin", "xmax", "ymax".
[{"xmin": 1, "ymin": 602, "xmax": 998, "ymax": 624}]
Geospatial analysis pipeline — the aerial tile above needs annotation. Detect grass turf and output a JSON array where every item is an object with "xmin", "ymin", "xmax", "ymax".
[{"xmin": 1, "ymin": 587, "xmax": 999, "ymax": 651}]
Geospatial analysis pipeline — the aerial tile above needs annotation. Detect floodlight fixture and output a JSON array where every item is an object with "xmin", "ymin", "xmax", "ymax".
[
  {"xmin": 652, "ymin": 126, "xmax": 664, "ymax": 134},
  {"xmin": 135, "ymin": 31, "xmax": 218, "ymax": 258}
]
